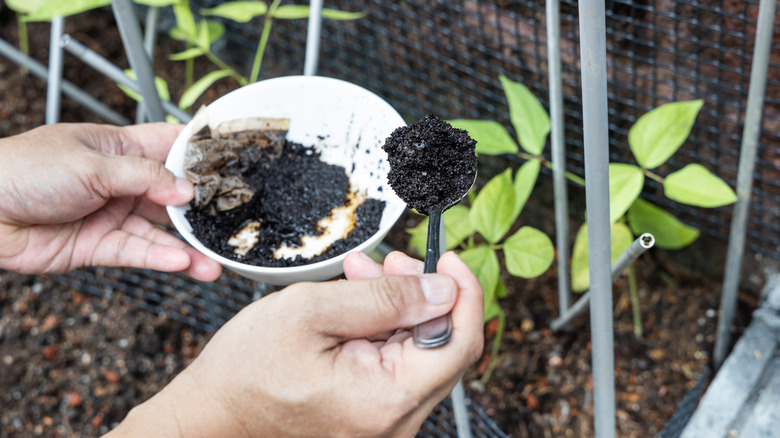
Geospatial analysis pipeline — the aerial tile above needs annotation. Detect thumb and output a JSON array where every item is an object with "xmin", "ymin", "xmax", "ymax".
[
  {"xmin": 288, "ymin": 274, "xmax": 458, "ymax": 340},
  {"xmin": 98, "ymin": 154, "xmax": 194, "ymax": 206}
]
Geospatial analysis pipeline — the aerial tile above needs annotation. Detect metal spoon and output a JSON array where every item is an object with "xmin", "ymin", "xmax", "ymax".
[
  {"xmin": 413, "ymin": 171, "xmax": 476, "ymax": 348},
  {"xmin": 382, "ymin": 114, "xmax": 478, "ymax": 349}
]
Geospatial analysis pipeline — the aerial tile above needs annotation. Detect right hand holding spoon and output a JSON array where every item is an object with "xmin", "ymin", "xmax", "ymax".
[{"xmin": 382, "ymin": 114, "xmax": 478, "ymax": 348}]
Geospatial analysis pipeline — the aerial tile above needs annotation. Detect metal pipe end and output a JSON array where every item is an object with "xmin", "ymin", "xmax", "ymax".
[
  {"xmin": 639, "ymin": 233, "xmax": 655, "ymax": 249},
  {"xmin": 58, "ymin": 34, "xmax": 71, "ymax": 48}
]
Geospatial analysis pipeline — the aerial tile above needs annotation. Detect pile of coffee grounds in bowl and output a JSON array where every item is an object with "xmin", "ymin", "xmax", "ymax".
[
  {"xmin": 382, "ymin": 114, "xmax": 477, "ymax": 214},
  {"xmin": 185, "ymin": 131, "xmax": 385, "ymax": 268}
]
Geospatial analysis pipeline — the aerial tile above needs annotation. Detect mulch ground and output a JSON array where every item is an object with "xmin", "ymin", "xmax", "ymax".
[{"xmin": 0, "ymin": 7, "xmax": 758, "ymax": 437}]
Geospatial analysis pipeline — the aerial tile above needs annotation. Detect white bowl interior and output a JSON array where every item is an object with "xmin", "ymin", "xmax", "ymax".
[{"xmin": 166, "ymin": 76, "xmax": 407, "ymax": 285}]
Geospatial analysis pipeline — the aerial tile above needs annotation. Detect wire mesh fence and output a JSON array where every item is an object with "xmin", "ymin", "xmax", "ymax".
[{"xmin": 204, "ymin": 0, "xmax": 780, "ymax": 261}]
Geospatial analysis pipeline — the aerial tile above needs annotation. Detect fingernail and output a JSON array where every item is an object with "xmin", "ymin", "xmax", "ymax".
[
  {"xmin": 352, "ymin": 251, "xmax": 373, "ymax": 262},
  {"xmin": 175, "ymin": 177, "xmax": 194, "ymax": 196},
  {"xmin": 419, "ymin": 274, "xmax": 455, "ymax": 305}
]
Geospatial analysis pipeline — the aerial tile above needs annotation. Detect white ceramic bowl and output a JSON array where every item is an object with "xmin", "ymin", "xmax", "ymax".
[{"xmin": 165, "ymin": 76, "xmax": 406, "ymax": 285}]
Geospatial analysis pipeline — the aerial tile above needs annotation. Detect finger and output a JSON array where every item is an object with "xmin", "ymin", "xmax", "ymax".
[
  {"xmin": 82, "ymin": 214, "xmax": 222, "ymax": 281},
  {"xmin": 287, "ymin": 273, "xmax": 458, "ymax": 341},
  {"xmin": 381, "ymin": 251, "xmax": 424, "ymax": 276},
  {"xmin": 343, "ymin": 251, "xmax": 384, "ymax": 279},
  {"xmin": 365, "ymin": 330, "xmax": 395, "ymax": 342},
  {"xmin": 91, "ymin": 229, "xmax": 192, "ymax": 272},
  {"xmin": 120, "ymin": 215, "xmax": 222, "ymax": 281},
  {"xmin": 437, "ymin": 251, "xmax": 484, "ymax": 356},
  {"xmin": 97, "ymin": 153, "xmax": 195, "ymax": 206},
  {"xmin": 380, "ymin": 252, "xmax": 484, "ymax": 393},
  {"xmin": 118, "ymin": 123, "xmax": 185, "ymax": 162},
  {"xmin": 181, "ymin": 245, "xmax": 223, "ymax": 281},
  {"xmin": 85, "ymin": 123, "xmax": 191, "ymax": 204},
  {"xmin": 133, "ymin": 198, "xmax": 174, "ymax": 227}
]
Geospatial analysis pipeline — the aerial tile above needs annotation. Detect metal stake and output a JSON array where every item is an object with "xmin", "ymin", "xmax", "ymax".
[
  {"xmin": 59, "ymin": 35, "xmax": 191, "ymax": 123},
  {"xmin": 550, "ymin": 234, "xmax": 655, "ymax": 332},
  {"xmin": 136, "ymin": 6, "xmax": 160, "ymax": 124},
  {"xmin": 111, "ymin": 0, "xmax": 165, "ymax": 122},
  {"xmin": 578, "ymin": 0, "xmax": 616, "ymax": 435},
  {"xmin": 45, "ymin": 17, "xmax": 65, "ymax": 124},
  {"xmin": 304, "ymin": 0, "xmax": 323, "ymax": 76},
  {"xmin": 546, "ymin": 0, "xmax": 572, "ymax": 330}
]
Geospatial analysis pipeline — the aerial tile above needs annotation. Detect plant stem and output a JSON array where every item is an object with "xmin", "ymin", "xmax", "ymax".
[
  {"xmin": 203, "ymin": 50, "xmax": 247, "ymax": 86},
  {"xmin": 628, "ymin": 265, "xmax": 643, "ymax": 338},
  {"xmin": 250, "ymin": 0, "xmax": 281, "ymax": 83},
  {"xmin": 480, "ymin": 311, "xmax": 505, "ymax": 385},
  {"xmin": 185, "ymin": 57, "xmax": 194, "ymax": 88},
  {"xmin": 643, "ymin": 169, "xmax": 665, "ymax": 184},
  {"xmin": 518, "ymin": 153, "xmax": 587, "ymax": 186},
  {"xmin": 17, "ymin": 14, "xmax": 29, "ymax": 75}
]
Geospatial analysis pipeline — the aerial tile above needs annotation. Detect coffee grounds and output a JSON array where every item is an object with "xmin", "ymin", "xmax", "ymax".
[
  {"xmin": 186, "ymin": 140, "xmax": 385, "ymax": 267},
  {"xmin": 382, "ymin": 114, "xmax": 477, "ymax": 214}
]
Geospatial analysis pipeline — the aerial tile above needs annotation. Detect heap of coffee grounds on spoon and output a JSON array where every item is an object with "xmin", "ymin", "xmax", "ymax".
[{"xmin": 382, "ymin": 114, "xmax": 478, "ymax": 214}]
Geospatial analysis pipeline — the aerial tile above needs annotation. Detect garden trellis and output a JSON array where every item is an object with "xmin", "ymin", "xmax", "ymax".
[{"xmin": 1, "ymin": 0, "xmax": 778, "ymax": 437}]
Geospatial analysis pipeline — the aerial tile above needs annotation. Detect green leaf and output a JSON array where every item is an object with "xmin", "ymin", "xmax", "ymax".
[
  {"xmin": 664, "ymin": 163, "xmax": 737, "ymax": 207},
  {"xmin": 570, "ymin": 222, "xmax": 634, "ymax": 292},
  {"xmin": 447, "ymin": 119, "xmax": 518, "ymax": 156},
  {"xmin": 406, "ymin": 205, "xmax": 474, "ymax": 257},
  {"xmin": 512, "ymin": 160, "xmax": 540, "ymax": 220},
  {"xmin": 134, "ymin": 0, "xmax": 179, "ymax": 6},
  {"xmin": 459, "ymin": 246, "xmax": 500, "ymax": 314},
  {"xmin": 609, "ymin": 163, "xmax": 644, "ymax": 223},
  {"xmin": 173, "ymin": 0, "xmax": 198, "ymax": 40},
  {"xmin": 629, "ymin": 99, "xmax": 704, "ymax": 169},
  {"xmin": 320, "ymin": 8, "xmax": 366, "ymax": 20},
  {"xmin": 205, "ymin": 20, "xmax": 226, "ymax": 44},
  {"xmin": 443, "ymin": 205, "xmax": 476, "ymax": 249},
  {"xmin": 484, "ymin": 297, "xmax": 503, "ymax": 322},
  {"xmin": 271, "ymin": 5, "xmax": 365, "ymax": 20},
  {"xmin": 271, "ymin": 4, "xmax": 310, "ymax": 19},
  {"xmin": 6, "ymin": 0, "xmax": 50, "ymax": 14},
  {"xmin": 406, "ymin": 220, "xmax": 428, "ymax": 258},
  {"xmin": 168, "ymin": 47, "xmax": 205, "ymax": 61},
  {"xmin": 196, "ymin": 19, "xmax": 211, "ymax": 49},
  {"xmin": 504, "ymin": 226, "xmax": 554, "ymax": 278},
  {"xmin": 169, "ymin": 26, "xmax": 188, "ymax": 41},
  {"xmin": 469, "ymin": 169, "xmax": 516, "ymax": 243},
  {"xmin": 201, "ymin": 1, "xmax": 268, "ymax": 23},
  {"xmin": 495, "ymin": 280, "xmax": 508, "ymax": 299},
  {"xmin": 499, "ymin": 74, "xmax": 550, "ymax": 156},
  {"xmin": 23, "ymin": 0, "xmax": 109, "ymax": 21},
  {"xmin": 178, "ymin": 69, "xmax": 232, "ymax": 110},
  {"xmin": 627, "ymin": 198, "xmax": 700, "ymax": 249},
  {"xmin": 117, "ymin": 70, "xmax": 171, "ymax": 103}
]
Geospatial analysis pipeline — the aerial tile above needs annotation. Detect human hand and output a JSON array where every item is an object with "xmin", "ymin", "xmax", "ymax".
[
  {"xmin": 108, "ymin": 251, "xmax": 484, "ymax": 438},
  {"xmin": 0, "ymin": 123, "xmax": 221, "ymax": 281}
]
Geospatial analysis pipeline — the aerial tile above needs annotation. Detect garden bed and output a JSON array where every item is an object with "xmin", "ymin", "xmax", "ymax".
[{"xmin": 0, "ymin": 8, "xmax": 755, "ymax": 437}]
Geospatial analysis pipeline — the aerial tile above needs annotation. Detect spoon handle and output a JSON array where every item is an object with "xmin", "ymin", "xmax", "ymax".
[{"xmin": 413, "ymin": 209, "xmax": 453, "ymax": 348}]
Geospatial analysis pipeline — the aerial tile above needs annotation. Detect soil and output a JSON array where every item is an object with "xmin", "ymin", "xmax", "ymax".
[
  {"xmin": 185, "ymin": 138, "xmax": 385, "ymax": 267},
  {"xmin": 0, "ymin": 7, "xmax": 758, "ymax": 438},
  {"xmin": 383, "ymin": 114, "xmax": 478, "ymax": 215}
]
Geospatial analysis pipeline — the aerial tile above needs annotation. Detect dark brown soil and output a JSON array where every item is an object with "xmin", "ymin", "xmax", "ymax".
[
  {"xmin": 383, "ymin": 114, "xmax": 477, "ymax": 214},
  {"xmin": 0, "ymin": 7, "xmax": 757, "ymax": 438},
  {"xmin": 186, "ymin": 139, "xmax": 385, "ymax": 267}
]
